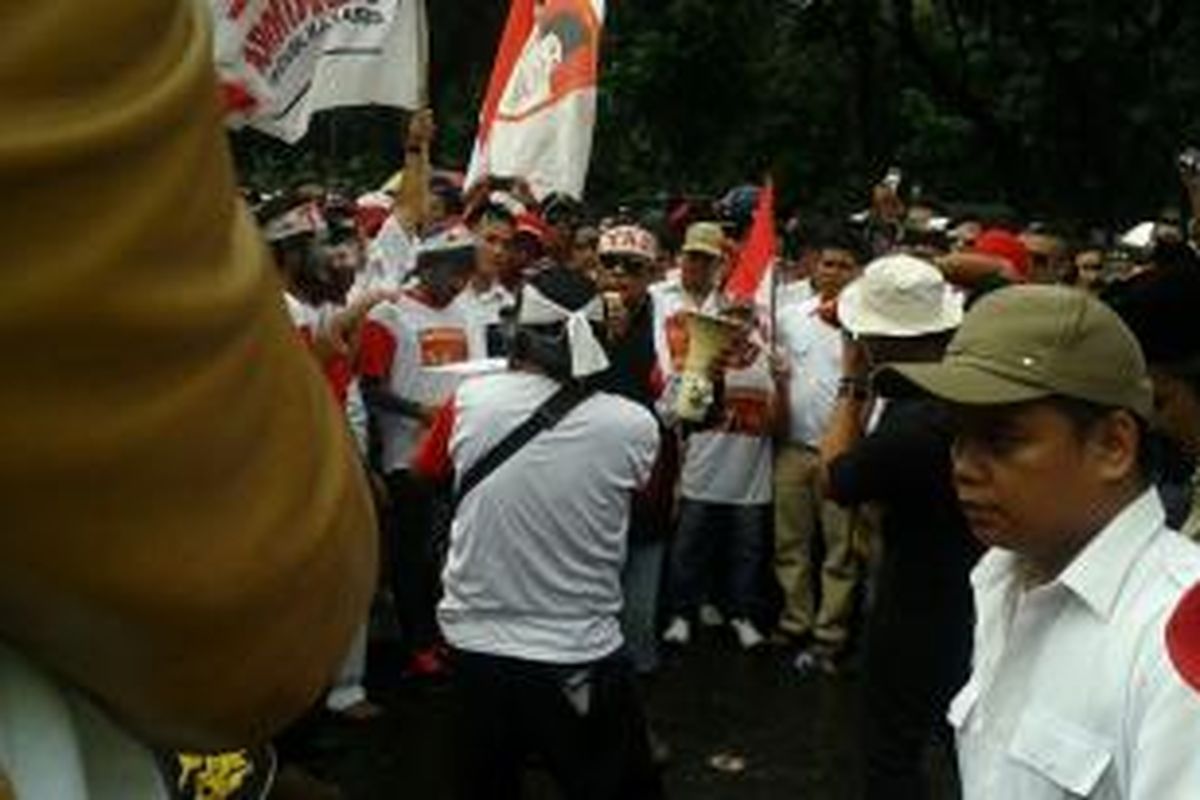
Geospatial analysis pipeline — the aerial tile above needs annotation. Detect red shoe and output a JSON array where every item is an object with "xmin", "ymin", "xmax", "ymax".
[{"xmin": 404, "ymin": 647, "xmax": 447, "ymax": 679}]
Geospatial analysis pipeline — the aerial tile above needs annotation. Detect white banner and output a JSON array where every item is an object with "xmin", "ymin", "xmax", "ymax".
[
  {"xmin": 211, "ymin": 0, "xmax": 427, "ymax": 143},
  {"xmin": 466, "ymin": 0, "xmax": 605, "ymax": 200}
]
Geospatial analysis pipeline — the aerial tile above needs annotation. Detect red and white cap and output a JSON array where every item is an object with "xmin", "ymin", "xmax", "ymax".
[
  {"xmin": 1168, "ymin": 581, "xmax": 1200, "ymax": 693},
  {"xmin": 598, "ymin": 225, "xmax": 658, "ymax": 263}
]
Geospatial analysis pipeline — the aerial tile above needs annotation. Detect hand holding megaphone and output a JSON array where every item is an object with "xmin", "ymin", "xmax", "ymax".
[{"xmin": 675, "ymin": 311, "xmax": 745, "ymax": 422}]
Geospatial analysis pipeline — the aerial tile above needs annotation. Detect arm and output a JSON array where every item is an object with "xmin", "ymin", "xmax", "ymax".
[
  {"xmin": 818, "ymin": 335, "xmax": 873, "ymax": 498},
  {"xmin": 394, "ymin": 109, "xmax": 435, "ymax": 234},
  {"xmin": 0, "ymin": 1, "xmax": 375, "ymax": 750}
]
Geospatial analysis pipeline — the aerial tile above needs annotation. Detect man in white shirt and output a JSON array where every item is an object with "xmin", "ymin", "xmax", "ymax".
[
  {"xmin": 772, "ymin": 231, "xmax": 865, "ymax": 672},
  {"xmin": 650, "ymin": 222, "xmax": 726, "ymax": 377},
  {"xmin": 458, "ymin": 199, "xmax": 518, "ymax": 357},
  {"xmin": 882, "ymin": 285, "xmax": 1200, "ymax": 799},
  {"xmin": 412, "ymin": 267, "xmax": 662, "ymax": 800},
  {"xmin": 359, "ymin": 227, "xmax": 480, "ymax": 678}
]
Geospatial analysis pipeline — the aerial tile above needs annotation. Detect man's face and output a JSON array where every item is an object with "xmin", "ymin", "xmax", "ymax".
[
  {"xmin": 1021, "ymin": 234, "xmax": 1067, "ymax": 284},
  {"xmin": 422, "ymin": 264, "xmax": 472, "ymax": 307},
  {"xmin": 572, "ymin": 227, "xmax": 600, "ymax": 276},
  {"xmin": 812, "ymin": 248, "xmax": 861, "ymax": 299},
  {"xmin": 1150, "ymin": 369, "xmax": 1200, "ymax": 459},
  {"xmin": 597, "ymin": 253, "xmax": 653, "ymax": 309},
  {"xmin": 1074, "ymin": 250, "xmax": 1104, "ymax": 291},
  {"xmin": 679, "ymin": 251, "xmax": 721, "ymax": 297},
  {"xmin": 950, "ymin": 402, "xmax": 1140, "ymax": 567},
  {"xmin": 474, "ymin": 218, "xmax": 515, "ymax": 282}
]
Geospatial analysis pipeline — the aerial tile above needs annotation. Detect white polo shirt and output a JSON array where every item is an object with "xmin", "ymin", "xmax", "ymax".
[
  {"xmin": 775, "ymin": 297, "xmax": 842, "ymax": 448},
  {"xmin": 435, "ymin": 372, "xmax": 660, "ymax": 664},
  {"xmin": 950, "ymin": 490, "xmax": 1200, "ymax": 799}
]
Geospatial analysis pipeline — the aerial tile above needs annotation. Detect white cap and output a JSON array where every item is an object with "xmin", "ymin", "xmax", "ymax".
[{"xmin": 837, "ymin": 253, "xmax": 963, "ymax": 338}]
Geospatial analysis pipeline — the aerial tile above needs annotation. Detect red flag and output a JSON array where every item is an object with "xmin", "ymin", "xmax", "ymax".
[
  {"xmin": 466, "ymin": 0, "xmax": 605, "ymax": 199},
  {"xmin": 724, "ymin": 181, "xmax": 778, "ymax": 304}
]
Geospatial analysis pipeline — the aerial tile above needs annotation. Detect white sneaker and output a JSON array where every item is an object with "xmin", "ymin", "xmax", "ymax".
[
  {"xmin": 698, "ymin": 604, "xmax": 725, "ymax": 628},
  {"xmin": 662, "ymin": 617, "xmax": 691, "ymax": 645},
  {"xmin": 730, "ymin": 618, "xmax": 765, "ymax": 650}
]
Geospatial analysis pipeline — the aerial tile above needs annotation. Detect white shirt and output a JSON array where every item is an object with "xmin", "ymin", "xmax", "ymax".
[
  {"xmin": 0, "ymin": 644, "xmax": 166, "ymax": 799},
  {"xmin": 776, "ymin": 278, "xmax": 814, "ymax": 310},
  {"xmin": 776, "ymin": 296, "xmax": 841, "ymax": 448},
  {"xmin": 950, "ymin": 491, "xmax": 1200, "ymax": 799},
  {"xmin": 454, "ymin": 281, "xmax": 515, "ymax": 357},
  {"xmin": 438, "ymin": 372, "xmax": 659, "ymax": 664},
  {"xmin": 360, "ymin": 293, "xmax": 477, "ymax": 473},
  {"xmin": 678, "ymin": 348, "xmax": 775, "ymax": 505}
]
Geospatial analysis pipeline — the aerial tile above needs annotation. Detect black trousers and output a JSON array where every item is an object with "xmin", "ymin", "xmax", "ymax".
[
  {"xmin": 451, "ymin": 649, "xmax": 663, "ymax": 800},
  {"xmin": 861, "ymin": 576, "xmax": 972, "ymax": 800},
  {"xmin": 384, "ymin": 471, "xmax": 446, "ymax": 653}
]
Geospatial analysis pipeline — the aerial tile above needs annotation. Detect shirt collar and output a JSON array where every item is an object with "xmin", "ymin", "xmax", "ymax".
[
  {"xmin": 970, "ymin": 489, "xmax": 1165, "ymax": 620},
  {"xmin": 1057, "ymin": 489, "xmax": 1164, "ymax": 619}
]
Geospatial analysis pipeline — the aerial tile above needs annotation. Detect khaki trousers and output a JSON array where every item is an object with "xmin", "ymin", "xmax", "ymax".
[{"xmin": 773, "ymin": 443, "xmax": 860, "ymax": 650}]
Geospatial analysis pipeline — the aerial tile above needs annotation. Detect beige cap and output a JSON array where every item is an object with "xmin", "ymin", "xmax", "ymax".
[
  {"xmin": 880, "ymin": 285, "xmax": 1154, "ymax": 419},
  {"xmin": 681, "ymin": 222, "xmax": 726, "ymax": 258}
]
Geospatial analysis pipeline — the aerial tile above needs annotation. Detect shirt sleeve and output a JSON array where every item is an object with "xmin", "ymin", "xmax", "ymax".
[
  {"xmin": 0, "ymin": 1, "xmax": 376, "ymax": 752},
  {"xmin": 1128, "ymin": 643, "xmax": 1200, "ymax": 798},
  {"xmin": 412, "ymin": 398, "xmax": 457, "ymax": 482},
  {"xmin": 826, "ymin": 404, "xmax": 939, "ymax": 507},
  {"xmin": 357, "ymin": 318, "xmax": 398, "ymax": 380}
]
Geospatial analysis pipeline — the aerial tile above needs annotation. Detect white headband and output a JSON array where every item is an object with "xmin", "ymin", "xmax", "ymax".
[
  {"xmin": 263, "ymin": 202, "xmax": 326, "ymax": 243},
  {"xmin": 517, "ymin": 283, "xmax": 610, "ymax": 379}
]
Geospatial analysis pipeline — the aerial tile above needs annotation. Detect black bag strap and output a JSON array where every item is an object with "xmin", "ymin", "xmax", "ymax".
[{"xmin": 453, "ymin": 382, "xmax": 593, "ymax": 511}]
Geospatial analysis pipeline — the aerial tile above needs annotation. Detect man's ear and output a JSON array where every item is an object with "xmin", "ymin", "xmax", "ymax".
[{"xmin": 1091, "ymin": 409, "xmax": 1142, "ymax": 484}]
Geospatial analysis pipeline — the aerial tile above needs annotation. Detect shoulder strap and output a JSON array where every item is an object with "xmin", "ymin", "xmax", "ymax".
[{"xmin": 453, "ymin": 382, "xmax": 593, "ymax": 512}]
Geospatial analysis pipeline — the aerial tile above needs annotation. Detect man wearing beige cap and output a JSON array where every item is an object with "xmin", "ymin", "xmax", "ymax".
[
  {"xmin": 882, "ymin": 285, "xmax": 1200, "ymax": 799},
  {"xmin": 820, "ymin": 254, "xmax": 981, "ymax": 799},
  {"xmin": 651, "ymin": 222, "xmax": 727, "ymax": 377}
]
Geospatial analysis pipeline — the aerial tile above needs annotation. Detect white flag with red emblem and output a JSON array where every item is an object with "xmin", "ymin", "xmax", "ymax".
[
  {"xmin": 466, "ymin": 0, "xmax": 605, "ymax": 200},
  {"xmin": 210, "ymin": 0, "xmax": 428, "ymax": 144}
]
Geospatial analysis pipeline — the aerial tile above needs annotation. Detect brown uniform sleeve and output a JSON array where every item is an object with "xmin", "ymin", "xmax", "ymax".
[{"xmin": 0, "ymin": 3, "xmax": 377, "ymax": 751}]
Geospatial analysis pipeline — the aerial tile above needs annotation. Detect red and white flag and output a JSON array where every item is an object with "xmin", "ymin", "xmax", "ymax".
[
  {"xmin": 724, "ymin": 180, "xmax": 779, "ymax": 310},
  {"xmin": 210, "ymin": 0, "xmax": 428, "ymax": 143},
  {"xmin": 466, "ymin": 0, "xmax": 605, "ymax": 200}
]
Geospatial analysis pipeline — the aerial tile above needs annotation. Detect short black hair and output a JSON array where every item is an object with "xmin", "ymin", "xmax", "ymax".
[
  {"xmin": 1044, "ymin": 396, "xmax": 1153, "ymax": 484},
  {"xmin": 818, "ymin": 225, "xmax": 870, "ymax": 266}
]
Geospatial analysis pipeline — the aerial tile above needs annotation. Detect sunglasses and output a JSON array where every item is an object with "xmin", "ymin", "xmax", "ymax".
[{"xmin": 600, "ymin": 255, "xmax": 651, "ymax": 276}]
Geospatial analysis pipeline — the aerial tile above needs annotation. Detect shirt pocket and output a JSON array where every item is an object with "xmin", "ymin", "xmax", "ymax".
[{"xmin": 1008, "ymin": 709, "xmax": 1113, "ymax": 796}]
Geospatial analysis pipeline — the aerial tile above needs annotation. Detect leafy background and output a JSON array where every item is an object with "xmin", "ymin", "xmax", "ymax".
[{"xmin": 231, "ymin": 0, "xmax": 1200, "ymax": 234}]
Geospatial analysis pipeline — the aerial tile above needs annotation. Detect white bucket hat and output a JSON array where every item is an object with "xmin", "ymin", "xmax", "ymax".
[{"xmin": 837, "ymin": 253, "xmax": 964, "ymax": 338}]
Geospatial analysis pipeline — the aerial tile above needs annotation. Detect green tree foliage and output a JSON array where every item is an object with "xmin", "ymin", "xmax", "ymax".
[{"xmin": 233, "ymin": 0, "xmax": 1200, "ymax": 230}]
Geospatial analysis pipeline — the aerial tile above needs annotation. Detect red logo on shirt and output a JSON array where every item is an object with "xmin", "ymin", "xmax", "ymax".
[
  {"xmin": 419, "ymin": 328, "xmax": 469, "ymax": 367},
  {"xmin": 719, "ymin": 389, "xmax": 772, "ymax": 437}
]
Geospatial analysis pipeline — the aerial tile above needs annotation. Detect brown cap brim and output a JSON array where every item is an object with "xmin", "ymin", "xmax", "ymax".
[
  {"xmin": 876, "ymin": 359, "xmax": 1053, "ymax": 406},
  {"xmin": 681, "ymin": 244, "xmax": 723, "ymax": 258}
]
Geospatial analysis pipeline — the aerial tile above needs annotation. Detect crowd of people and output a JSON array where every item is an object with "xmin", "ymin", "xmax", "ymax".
[
  {"xmin": 255, "ymin": 108, "xmax": 1200, "ymax": 799},
  {"xmin": 7, "ymin": 5, "xmax": 1200, "ymax": 798}
]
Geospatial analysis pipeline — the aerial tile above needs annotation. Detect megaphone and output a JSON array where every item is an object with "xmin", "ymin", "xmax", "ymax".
[{"xmin": 676, "ymin": 311, "xmax": 743, "ymax": 422}]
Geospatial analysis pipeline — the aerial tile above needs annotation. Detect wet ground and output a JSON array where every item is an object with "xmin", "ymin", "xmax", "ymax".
[{"xmin": 292, "ymin": 625, "xmax": 957, "ymax": 799}]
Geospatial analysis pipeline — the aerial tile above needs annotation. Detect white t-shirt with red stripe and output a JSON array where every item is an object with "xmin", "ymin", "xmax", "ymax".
[
  {"xmin": 415, "ymin": 371, "xmax": 660, "ymax": 664},
  {"xmin": 283, "ymin": 292, "xmax": 354, "ymax": 407},
  {"xmin": 679, "ymin": 340, "xmax": 776, "ymax": 506},
  {"xmin": 359, "ymin": 291, "xmax": 477, "ymax": 473},
  {"xmin": 651, "ymin": 283, "xmax": 775, "ymax": 506}
]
